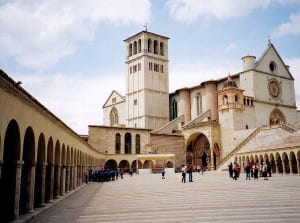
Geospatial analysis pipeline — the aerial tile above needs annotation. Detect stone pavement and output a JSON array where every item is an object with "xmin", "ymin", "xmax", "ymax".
[{"xmin": 22, "ymin": 171, "xmax": 300, "ymax": 223}]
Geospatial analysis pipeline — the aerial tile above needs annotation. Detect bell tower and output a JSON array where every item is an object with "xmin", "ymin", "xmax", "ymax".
[{"xmin": 124, "ymin": 30, "xmax": 170, "ymax": 129}]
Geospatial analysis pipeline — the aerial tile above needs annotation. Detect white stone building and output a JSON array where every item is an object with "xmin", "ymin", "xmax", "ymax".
[{"xmin": 98, "ymin": 30, "xmax": 300, "ymax": 171}]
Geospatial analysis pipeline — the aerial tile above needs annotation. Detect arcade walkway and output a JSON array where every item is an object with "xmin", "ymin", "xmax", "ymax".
[{"xmin": 20, "ymin": 172, "xmax": 300, "ymax": 223}]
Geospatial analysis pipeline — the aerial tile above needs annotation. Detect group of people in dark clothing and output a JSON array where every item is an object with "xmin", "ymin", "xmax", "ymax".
[
  {"xmin": 228, "ymin": 161, "xmax": 272, "ymax": 180},
  {"xmin": 86, "ymin": 168, "xmax": 124, "ymax": 183}
]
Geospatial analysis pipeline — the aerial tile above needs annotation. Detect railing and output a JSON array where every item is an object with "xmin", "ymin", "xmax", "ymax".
[{"xmin": 216, "ymin": 125, "xmax": 268, "ymax": 170}]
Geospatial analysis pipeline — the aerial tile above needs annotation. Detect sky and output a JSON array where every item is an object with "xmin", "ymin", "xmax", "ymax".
[{"xmin": 1, "ymin": 0, "xmax": 300, "ymax": 134}]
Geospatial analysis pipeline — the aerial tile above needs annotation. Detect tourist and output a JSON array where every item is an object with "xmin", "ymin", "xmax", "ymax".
[
  {"xmin": 254, "ymin": 164, "xmax": 259, "ymax": 180},
  {"xmin": 262, "ymin": 162, "xmax": 268, "ymax": 180},
  {"xmin": 187, "ymin": 163, "xmax": 193, "ymax": 182},
  {"xmin": 161, "ymin": 167, "xmax": 166, "ymax": 179},
  {"xmin": 233, "ymin": 162, "xmax": 240, "ymax": 180},
  {"xmin": 245, "ymin": 163, "xmax": 251, "ymax": 180},
  {"xmin": 228, "ymin": 162, "xmax": 233, "ymax": 178},
  {"xmin": 181, "ymin": 165, "xmax": 186, "ymax": 183}
]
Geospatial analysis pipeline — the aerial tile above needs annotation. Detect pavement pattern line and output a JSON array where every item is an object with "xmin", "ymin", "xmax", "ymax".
[{"xmin": 23, "ymin": 171, "xmax": 300, "ymax": 223}]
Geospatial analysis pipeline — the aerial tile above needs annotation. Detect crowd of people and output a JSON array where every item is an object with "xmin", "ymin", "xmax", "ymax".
[
  {"xmin": 228, "ymin": 161, "xmax": 272, "ymax": 180},
  {"xmin": 85, "ymin": 168, "xmax": 125, "ymax": 183}
]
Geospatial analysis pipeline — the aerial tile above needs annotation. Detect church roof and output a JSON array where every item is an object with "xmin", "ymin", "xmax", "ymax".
[{"xmin": 254, "ymin": 41, "xmax": 294, "ymax": 80}]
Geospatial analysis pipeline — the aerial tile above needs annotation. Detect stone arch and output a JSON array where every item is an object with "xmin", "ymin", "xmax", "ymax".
[
  {"xmin": 105, "ymin": 159, "xmax": 117, "ymax": 169},
  {"xmin": 275, "ymin": 152, "xmax": 283, "ymax": 173},
  {"xmin": 20, "ymin": 126, "xmax": 36, "ymax": 215},
  {"xmin": 143, "ymin": 160, "xmax": 153, "ymax": 169},
  {"xmin": 269, "ymin": 108, "xmax": 286, "ymax": 125},
  {"xmin": 269, "ymin": 153, "xmax": 276, "ymax": 173},
  {"xmin": 186, "ymin": 133, "xmax": 211, "ymax": 169},
  {"xmin": 282, "ymin": 152, "xmax": 289, "ymax": 174},
  {"xmin": 289, "ymin": 151, "xmax": 297, "ymax": 174},
  {"xmin": 166, "ymin": 161, "xmax": 173, "ymax": 168},
  {"xmin": 119, "ymin": 160, "xmax": 130, "ymax": 171},
  {"xmin": 128, "ymin": 43, "xmax": 132, "ymax": 57},
  {"xmin": 0, "ymin": 119, "xmax": 21, "ymax": 221},
  {"xmin": 34, "ymin": 133, "xmax": 46, "ymax": 207}
]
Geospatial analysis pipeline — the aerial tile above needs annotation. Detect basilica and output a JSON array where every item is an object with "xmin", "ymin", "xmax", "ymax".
[{"xmin": 88, "ymin": 30, "xmax": 300, "ymax": 172}]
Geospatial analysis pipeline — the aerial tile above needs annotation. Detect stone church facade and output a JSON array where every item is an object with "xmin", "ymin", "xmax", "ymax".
[{"xmin": 89, "ymin": 30, "xmax": 300, "ymax": 171}]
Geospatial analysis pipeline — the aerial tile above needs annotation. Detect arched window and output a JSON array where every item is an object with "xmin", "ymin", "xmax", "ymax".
[
  {"xmin": 138, "ymin": 39, "xmax": 141, "ymax": 53},
  {"xmin": 154, "ymin": 40, "xmax": 158, "ymax": 54},
  {"xmin": 171, "ymin": 99, "xmax": 178, "ymax": 120},
  {"xmin": 110, "ymin": 107, "xmax": 119, "ymax": 126},
  {"xmin": 223, "ymin": 95, "xmax": 228, "ymax": 104},
  {"xmin": 125, "ymin": 133, "xmax": 132, "ymax": 154},
  {"xmin": 148, "ymin": 38, "xmax": 152, "ymax": 53},
  {"xmin": 129, "ymin": 43, "xmax": 132, "ymax": 57},
  {"xmin": 235, "ymin": 95, "xmax": 238, "ymax": 102},
  {"xmin": 133, "ymin": 41, "xmax": 137, "ymax": 55},
  {"xmin": 196, "ymin": 93, "xmax": 202, "ymax": 115},
  {"xmin": 269, "ymin": 109, "xmax": 286, "ymax": 125},
  {"xmin": 115, "ymin": 133, "xmax": 121, "ymax": 154},
  {"xmin": 136, "ymin": 134, "xmax": 140, "ymax": 154},
  {"xmin": 160, "ymin": 42, "xmax": 164, "ymax": 56}
]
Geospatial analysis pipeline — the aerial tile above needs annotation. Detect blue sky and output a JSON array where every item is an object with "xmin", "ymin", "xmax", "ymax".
[{"xmin": 1, "ymin": 0, "xmax": 300, "ymax": 134}]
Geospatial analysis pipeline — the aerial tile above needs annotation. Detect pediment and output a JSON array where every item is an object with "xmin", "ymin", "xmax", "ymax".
[
  {"xmin": 102, "ymin": 90, "xmax": 126, "ymax": 108},
  {"xmin": 254, "ymin": 42, "xmax": 294, "ymax": 80}
]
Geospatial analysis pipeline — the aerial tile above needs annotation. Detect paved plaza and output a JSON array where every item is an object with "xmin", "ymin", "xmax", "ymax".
[{"xmin": 18, "ymin": 171, "xmax": 300, "ymax": 223}]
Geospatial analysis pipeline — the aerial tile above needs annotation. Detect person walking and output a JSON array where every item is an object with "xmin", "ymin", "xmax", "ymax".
[
  {"xmin": 228, "ymin": 162, "xmax": 233, "ymax": 178},
  {"xmin": 161, "ymin": 167, "xmax": 166, "ymax": 179},
  {"xmin": 181, "ymin": 165, "xmax": 186, "ymax": 183},
  {"xmin": 187, "ymin": 164, "xmax": 193, "ymax": 182},
  {"xmin": 245, "ymin": 163, "xmax": 251, "ymax": 180}
]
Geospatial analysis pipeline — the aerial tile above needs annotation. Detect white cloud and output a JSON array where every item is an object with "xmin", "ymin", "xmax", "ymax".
[
  {"xmin": 0, "ymin": 0, "xmax": 151, "ymax": 69},
  {"xmin": 15, "ymin": 71, "xmax": 125, "ymax": 134},
  {"xmin": 272, "ymin": 12, "xmax": 300, "ymax": 38},
  {"xmin": 165, "ymin": 0, "xmax": 271, "ymax": 23}
]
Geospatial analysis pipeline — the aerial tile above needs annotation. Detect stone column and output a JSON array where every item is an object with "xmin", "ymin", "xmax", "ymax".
[
  {"xmin": 65, "ymin": 166, "xmax": 70, "ymax": 194},
  {"xmin": 54, "ymin": 165, "xmax": 61, "ymax": 198},
  {"xmin": 210, "ymin": 148, "xmax": 214, "ymax": 171},
  {"xmin": 13, "ymin": 160, "xmax": 24, "ymax": 220},
  {"xmin": 60, "ymin": 165, "xmax": 66, "ymax": 196},
  {"xmin": 49, "ymin": 164, "xmax": 54, "ymax": 201},
  {"xmin": 27, "ymin": 162, "xmax": 36, "ymax": 213},
  {"xmin": 74, "ymin": 165, "xmax": 77, "ymax": 189},
  {"xmin": 289, "ymin": 159, "xmax": 293, "ymax": 175},
  {"xmin": 40, "ymin": 163, "xmax": 47, "ymax": 206},
  {"xmin": 297, "ymin": 159, "xmax": 300, "ymax": 176},
  {"xmin": 282, "ymin": 160, "xmax": 286, "ymax": 174}
]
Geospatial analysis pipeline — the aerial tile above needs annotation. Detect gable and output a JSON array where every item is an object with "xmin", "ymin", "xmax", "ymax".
[
  {"xmin": 102, "ymin": 90, "xmax": 126, "ymax": 108},
  {"xmin": 255, "ymin": 43, "xmax": 294, "ymax": 80}
]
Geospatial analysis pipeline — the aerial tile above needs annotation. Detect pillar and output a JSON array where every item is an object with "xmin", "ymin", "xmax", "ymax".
[
  {"xmin": 297, "ymin": 159, "xmax": 300, "ymax": 176},
  {"xmin": 289, "ymin": 159, "xmax": 293, "ymax": 175},
  {"xmin": 49, "ymin": 164, "xmax": 54, "ymax": 201},
  {"xmin": 27, "ymin": 162, "xmax": 36, "ymax": 213},
  {"xmin": 40, "ymin": 163, "xmax": 47, "ymax": 206},
  {"xmin": 0, "ymin": 160, "xmax": 3, "ymax": 180},
  {"xmin": 74, "ymin": 165, "xmax": 77, "ymax": 189},
  {"xmin": 281, "ymin": 160, "xmax": 286, "ymax": 174},
  {"xmin": 54, "ymin": 165, "xmax": 61, "ymax": 198},
  {"xmin": 60, "ymin": 166, "xmax": 66, "ymax": 196},
  {"xmin": 13, "ymin": 160, "xmax": 24, "ymax": 220},
  {"xmin": 65, "ymin": 166, "xmax": 70, "ymax": 193}
]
